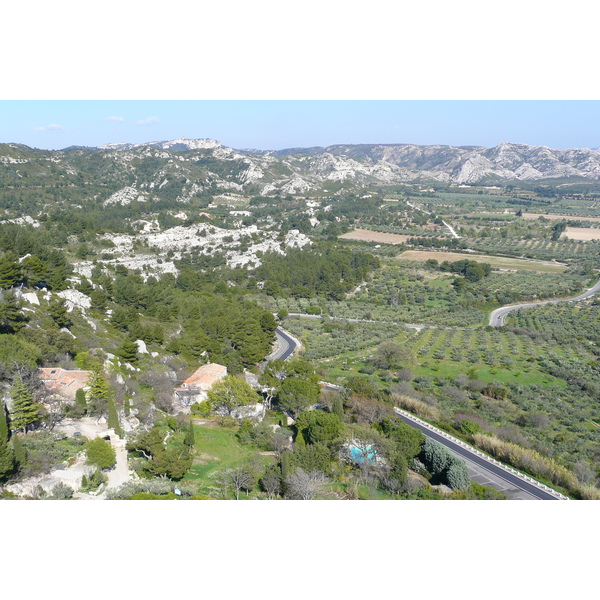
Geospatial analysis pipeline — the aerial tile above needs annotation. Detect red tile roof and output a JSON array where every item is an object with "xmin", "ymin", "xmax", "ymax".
[
  {"xmin": 38, "ymin": 368, "xmax": 93, "ymax": 400},
  {"xmin": 178, "ymin": 363, "xmax": 227, "ymax": 391}
]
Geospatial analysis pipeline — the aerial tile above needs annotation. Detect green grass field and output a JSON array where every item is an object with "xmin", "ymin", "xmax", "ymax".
[
  {"xmin": 397, "ymin": 250, "xmax": 567, "ymax": 272},
  {"xmin": 183, "ymin": 422, "xmax": 276, "ymax": 497}
]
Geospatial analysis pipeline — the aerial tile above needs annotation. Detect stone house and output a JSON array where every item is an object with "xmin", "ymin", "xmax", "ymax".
[
  {"xmin": 38, "ymin": 368, "xmax": 93, "ymax": 401},
  {"xmin": 173, "ymin": 363, "xmax": 227, "ymax": 411}
]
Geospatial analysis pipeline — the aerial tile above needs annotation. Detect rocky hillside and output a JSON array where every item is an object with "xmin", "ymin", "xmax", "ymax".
[
  {"xmin": 2, "ymin": 139, "xmax": 600, "ymax": 205},
  {"xmin": 268, "ymin": 142, "xmax": 600, "ymax": 184}
]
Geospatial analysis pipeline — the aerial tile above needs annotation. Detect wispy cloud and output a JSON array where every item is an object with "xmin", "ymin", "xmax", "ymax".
[
  {"xmin": 104, "ymin": 116, "xmax": 125, "ymax": 122},
  {"xmin": 135, "ymin": 116, "xmax": 161, "ymax": 126},
  {"xmin": 35, "ymin": 123, "xmax": 65, "ymax": 132}
]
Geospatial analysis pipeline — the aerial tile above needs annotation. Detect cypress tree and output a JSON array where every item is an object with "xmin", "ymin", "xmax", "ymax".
[
  {"xmin": 107, "ymin": 394, "xmax": 121, "ymax": 437},
  {"xmin": 11, "ymin": 433, "xmax": 26, "ymax": 470},
  {"xmin": 0, "ymin": 401, "xmax": 8, "ymax": 441},
  {"xmin": 10, "ymin": 377, "xmax": 41, "ymax": 434},
  {"xmin": 280, "ymin": 450, "xmax": 291, "ymax": 480},
  {"xmin": 87, "ymin": 370, "xmax": 111, "ymax": 416},
  {"xmin": 0, "ymin": 402, "xmax": 14, "ymax": 480},
  {"xmin": 75, "ymin": 388, "xmax": 87, "ymax": 416},
  {"xmin": 294, "ymin": 428, "xmax": 306, "ymax": 448},
  {"xmin": 124, "ymin": 395, "xmax": 131, "ymax": 417},
  {"xmin": 184, "ymin": 420, "xmax": 195, "ymax": 447},
  {"xmin": 332, "ymin": 396, "xmax": 345, "ymax": 422}
]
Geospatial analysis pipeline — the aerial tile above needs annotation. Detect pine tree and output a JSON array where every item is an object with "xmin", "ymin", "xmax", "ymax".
[
  {"xmin": 0, "ymin": 291, "xmax": 28, "ymax": 334},
  {"xmin": 0, "ymin": 252, "xmax": 22, "ymax": 289},
  {"xmin": 9, "ymin": 377, "xmax": 41, "ymax": 434},
  {"xmin": 117, "ymin": 338, "xmax": 139, "ymax": 365},
  {"xmin": 48, "ymin": 297, "xmax": 71, "ymax": 328}
]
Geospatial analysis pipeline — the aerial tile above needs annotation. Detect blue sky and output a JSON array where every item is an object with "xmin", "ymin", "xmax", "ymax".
[{"xmin": 2, "ymin": 100, "xmax": 599, "ymax": 151}]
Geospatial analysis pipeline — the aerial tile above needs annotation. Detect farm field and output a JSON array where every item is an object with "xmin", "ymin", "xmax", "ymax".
[
  {"xmin": 396, "ymin": 250, "xmax": 567, "ymax": 272},
  {"xmin": 340, "ymin": 228, "xmax": 415, "ymax": 244},
  {"xmin": 561, "ymin": 227, "xmax": 600, "ymax": 240},
  {"xmin": 522, "ymin": 212, "xmax": 600, "ymax": 223}
]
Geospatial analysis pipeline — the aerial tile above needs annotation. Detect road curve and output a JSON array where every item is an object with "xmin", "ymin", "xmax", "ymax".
[
  {"xmin": 266, "ymin": 327, "xmax": 298, "ymax": 362},
  {"xmin": 271, "ymin": 326, "xmax": 567, "ymax": 499},
  {"xmin": 489, "ymin": 276, "xmax": 600, "ymax": 327}
]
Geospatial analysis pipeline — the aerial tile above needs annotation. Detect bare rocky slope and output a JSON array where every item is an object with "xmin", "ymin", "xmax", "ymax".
[{"xmin": 2, "ymin": 140, "xmax": 600, "ymax": 200}]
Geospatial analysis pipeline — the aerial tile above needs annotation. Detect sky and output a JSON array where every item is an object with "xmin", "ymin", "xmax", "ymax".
[{"xmin": 2, "ymin": 100, "xmax": 600, "ymax": 152}]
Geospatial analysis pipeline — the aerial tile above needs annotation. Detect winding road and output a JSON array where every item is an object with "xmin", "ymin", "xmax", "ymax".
[
  {"xmin": 266, "ymin": 327, "xmax": 299, "ymax": 362},
  {"xmin": 271, "ymin": 324, "xmax": 567, "ymax": 499},
  {"xmin": 489, "ymin": 276, "xmax": 600, "ymax": 327}
]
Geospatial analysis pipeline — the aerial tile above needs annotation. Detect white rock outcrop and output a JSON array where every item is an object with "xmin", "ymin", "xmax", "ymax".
[{"xmin": 57, "ymin": 289, "xmax": 92, "ymax": 312}]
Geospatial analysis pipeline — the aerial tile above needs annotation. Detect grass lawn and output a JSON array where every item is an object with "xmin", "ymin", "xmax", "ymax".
[{"xmin": 183, "ymin": 422, "xmax": 276, "ymax": 497}]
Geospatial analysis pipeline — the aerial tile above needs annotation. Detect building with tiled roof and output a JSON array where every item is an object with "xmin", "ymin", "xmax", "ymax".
[
  {"xmin": 38, "ymin": 368, "xmax": 93, "ymax": 401},
  {"xmin": 174, "ymin": 363, "xmax": 227, "ymax": 411}
]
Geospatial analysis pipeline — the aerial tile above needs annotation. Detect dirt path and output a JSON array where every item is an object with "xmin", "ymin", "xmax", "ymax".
[{"xmin": 4, "ymin": 418, "xmax": 134, "ymax": 499}]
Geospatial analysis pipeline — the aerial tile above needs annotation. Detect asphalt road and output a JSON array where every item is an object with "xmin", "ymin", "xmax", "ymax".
[
  {"xmin": 266, "ymin": 327, "xmax": 297, "ymax": 361},
  {"xmin": 271, "ymin": 324, "xmax": 564, "ymax": 499},
  {"xmin": 393, "ymin": 410, "xmax": 562, "ymax": 500},
  {"xmin": 489, "ymin": 276, "xmax": 600, "ymax": 327}
]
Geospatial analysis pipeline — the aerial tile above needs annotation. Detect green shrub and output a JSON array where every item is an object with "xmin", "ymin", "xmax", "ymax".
[
  {"xmin": 49, "ymin": 481, "xmax": 74, "ymax": 500},
  {"xmin": 191, "ymin": 401, "xmax": 213, "ymax": 417},
  {"xmin": 85, "ymin": 437, "xmax": 116, "ymax": 470}
]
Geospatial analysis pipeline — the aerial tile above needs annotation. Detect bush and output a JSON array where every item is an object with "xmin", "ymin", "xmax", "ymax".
[
  {"xmin": 85, "ymin": 437, "xmax": 116, "ymax": 470},
  {"xmin": 49, "ymin": 481, "xmax": 74, "ymax": 500},
  {"xmin": 445, "ymin": 458, "xmax": 471, "ymax": 491},
  {"xmin": 105, "ymin": 480, "xmax": 198, "ymax": 499},
  {"xmin": 473, "ymin": 433, "xmax": 579, "ymax": 492},
  {"xmin": 191, "ymin": 401, "xmax": 213, "ymax": 418},
  {"xmin": 80, "ymin": 468, "xmax": 108, "ymax": 492},
  {"xmin": 392, "ymin": 394, "xmax": 440, "ymax": 421}
]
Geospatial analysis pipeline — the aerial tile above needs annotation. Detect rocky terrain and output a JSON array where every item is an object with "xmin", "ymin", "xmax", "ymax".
[
  {"xmin": 72, "ymin": 222, "xmax": 312, "ymax": 280},
  {"xmin": 268, "ymin": 141, "xmax": 600, "ymax": 184},
  {"xmin": 3, "ymin": 140, "xmax": 600, "ymax": 205}
]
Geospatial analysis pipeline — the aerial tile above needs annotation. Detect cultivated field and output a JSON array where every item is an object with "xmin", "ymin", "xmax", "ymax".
[
  {"xmin": 396, "ymin": 250, "xmax": 567, "ymax": 272},
  {"xmin": 340, "ymin": 229, "xmax": 415, "ymax": 244},
  {"xmin": 522, "ymin": 212, "xmax": 600, "ymax": 223},
  {"xmin": 561, "ymin": 227, "xmax": 600, "ymax": 241}
]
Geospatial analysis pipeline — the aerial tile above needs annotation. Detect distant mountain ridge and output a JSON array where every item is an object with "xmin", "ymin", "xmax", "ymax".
[
  {"xmin": 98, "ymin": 138, "xmax": 221, "ymax": 151},
  {"xmin": 2, "ymin": 139, "xmax": 600, "ymax": 196},
  {"xmin": 257, "ymin": 141, "xmax": 600, "ymax": 184},
  {"xmin": 90, "ymin": 138, "xmax": 600, "ymax": 184}
]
